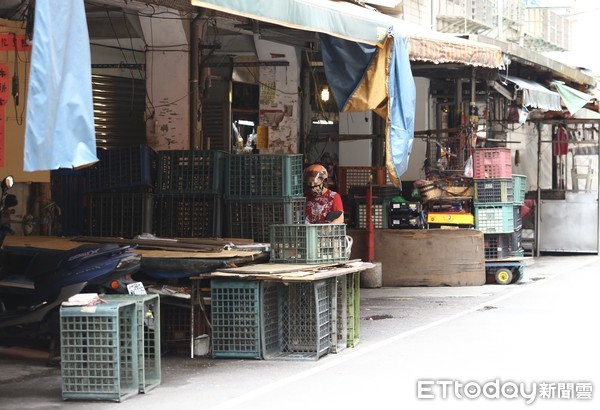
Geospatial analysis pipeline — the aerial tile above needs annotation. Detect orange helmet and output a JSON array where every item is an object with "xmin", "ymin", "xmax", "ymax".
[{"xmin": 304, "ymin": 164, "xmax": 328, "ymax": 186}]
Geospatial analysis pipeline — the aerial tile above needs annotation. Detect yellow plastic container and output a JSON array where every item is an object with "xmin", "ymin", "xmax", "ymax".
[{"xmin": 427, "ymin": 212, "xmax": 474, "ymax": 225}]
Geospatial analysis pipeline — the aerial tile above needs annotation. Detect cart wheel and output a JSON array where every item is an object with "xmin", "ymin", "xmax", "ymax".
[{"xmin": 495, "ymin": 268, "xmax": 513, "ymax": 285}]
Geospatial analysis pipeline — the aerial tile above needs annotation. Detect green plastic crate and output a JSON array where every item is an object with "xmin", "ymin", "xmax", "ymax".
[
  {"xmin": 347, "ymin": 272, "xmax": 360, "ymax": 348},
  {"xmin": 226, "ymin": 154, "xmax": 303, "ymax": 199},
  {"xmin": 270, "ymin": 224, "xmax": 348, "ymax": 264},
  {"xmin": 60, "ymin": 300, "xmax": 139, "ymax": 402},
  {"xmin": 474, "ymin": 178, "xmax": 513, "ymax": 203},
  {"xmin": 103, "ymin": 295, "xmax": 161, "ymax": 393},
  {"xmin": 225, "ymin": 197, "xmax": 306, "ymax": 242},
  {"xmin": 512, "ymin": 174, "xmax": 527, "ymax": 205},
  {"xmin": 211, "ymin": 280, "xmax": 261, "ymax": 359},
  {"xmin": 156, "ymin": 150, "xmax": 227, "ymax": 194},
  {"xmin": 474, "ymin": 203, "xmax": 515, "ymax": 234}
]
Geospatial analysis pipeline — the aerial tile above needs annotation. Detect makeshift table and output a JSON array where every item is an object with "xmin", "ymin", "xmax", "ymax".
[{"xmin": 189, "ymin": 261, "xmax": 371, "ymax": 360}]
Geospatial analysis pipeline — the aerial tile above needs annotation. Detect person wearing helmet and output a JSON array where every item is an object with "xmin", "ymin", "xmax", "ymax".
[{"xmin": 304, "ymin": 163, "xmax": 344, "ymax": 224}]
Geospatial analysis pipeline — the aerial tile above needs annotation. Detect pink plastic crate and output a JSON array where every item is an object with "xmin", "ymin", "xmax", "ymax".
[{"xmin": 473, "ymin": 148, "xmax": 512, "ymax": 179}]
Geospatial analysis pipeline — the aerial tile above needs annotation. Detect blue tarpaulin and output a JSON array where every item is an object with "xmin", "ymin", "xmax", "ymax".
[
  {"xmin": 23, "ymin": 0, "xmax": 98, "ymax": 171},
  {"xmin": 320, "ymin": 29, "xmax": 416, "ymax": 184}
]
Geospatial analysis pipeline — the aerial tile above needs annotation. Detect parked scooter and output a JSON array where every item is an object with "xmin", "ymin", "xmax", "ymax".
[{"xmin": 0, "ymin": 175, "xmax": 142, "ymax": 346}]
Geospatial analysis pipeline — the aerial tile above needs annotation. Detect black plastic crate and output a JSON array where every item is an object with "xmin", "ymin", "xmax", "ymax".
[
  {"xmin": 225, "ymin": 197, "xmax": 305, "ymax": 243},
  {"xmin": 389, "ymin": 214, "xmax": 424, "ymax": 229},
  {"xmin": 153, "ymin": 193, "xmax": 222, "ymax": 238},
  {"xmin": 511, "ymin": 228, "xmax": 523, "ymax": 255},
  {"xmin": 87, "ymin": 193, "xmax": 153, "ymax": 238},
  {"xmin": 474, "ymin": 178, "xmax": 513, "ymax": 203},
  {"xmin": 484, "ymin": 233, "xmax": 511, "ymax": 260},
  {"xmin": 88, "ymin": 145, "xmax": 156, "ymax": 192},
  {"xmin": 51, "ymin": 169, "xmax": 87, "ymax": 236},
  {"xmin": 225, "ymin": 154, "xmax": 303, "ymax": 199},
  {"xmin": 389, "ymin": 201, "xmax": 421, "ymax": 215},
  {"xmin": 156, "ymin": 150, "xmax": 228, "ymax": 194}
]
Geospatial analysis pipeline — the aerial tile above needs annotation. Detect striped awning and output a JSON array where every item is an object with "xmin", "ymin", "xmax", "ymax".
[
  {"xmin": 408, "ymin": 35, "xmax": 504, "ymax": 68},
  {"xmin": 191, "ymin": 0, "xmax": 504, "ymax": 69}
]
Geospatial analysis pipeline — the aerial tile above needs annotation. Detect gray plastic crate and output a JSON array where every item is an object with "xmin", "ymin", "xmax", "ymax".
[
  {"xmin": 261, "ymin": 280, "xmax": 331, "ymax": 360},
  {"xmin": 211, "ymin": 280, "xmax": 261, "ymax": 359},
  {"xmin": 60, "ymin": 300, "xmax": 139, "ymax": 402},
  {"xmin": 330, "ymin": 276, "xmax": 348, "ymax": 354},
  {"xmin": 103, "ymin": 295, "xmax": 161, "ymax": 393}
]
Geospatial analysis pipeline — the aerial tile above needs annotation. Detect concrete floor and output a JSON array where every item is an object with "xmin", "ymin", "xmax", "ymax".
[{"xmin": 0, "ymin": 253, "xmax": 598, "ymax": 409}]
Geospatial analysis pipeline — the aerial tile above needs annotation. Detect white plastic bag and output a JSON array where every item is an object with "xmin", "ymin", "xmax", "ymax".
[{"xmin": 464, "ymin": 155, "xmax": 474, "ymax": 178}]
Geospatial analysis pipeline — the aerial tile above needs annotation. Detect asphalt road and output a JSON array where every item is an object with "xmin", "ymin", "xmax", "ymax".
[{"xmin": 1, "ymin": 254, "xmax": 598, "ymax": 410}]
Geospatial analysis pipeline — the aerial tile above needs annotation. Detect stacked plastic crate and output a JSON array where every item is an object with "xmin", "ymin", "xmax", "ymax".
[
  {"xmin": 153, "ymin": 150, "xmax": 227, "ymax": 238},
  {"xmin": 473, "ymin": 148, "xmax": 526, "ymax": 259},
  {"xmin": 86, "ymin": 145, "xmax": 156, "ymax": 238},
  {"xmin": 50, "ymin": 169, "xmax": 88, "ymax": 236},
  {"xmin": 224, "ymin": 154, "xmax": 305, "ymax": 242},
  {"xmin": 337, "ymin": 166, "xmax": 389, "ymax": 228},
  {"xmin": 349, "ymin": 185, "xmax": 400, "ymax": 229}
]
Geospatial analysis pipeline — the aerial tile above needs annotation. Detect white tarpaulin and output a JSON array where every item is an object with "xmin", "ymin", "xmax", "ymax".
[{"xmin": 23, "ymin": 0, "xmax": 98, "ymax": 171}]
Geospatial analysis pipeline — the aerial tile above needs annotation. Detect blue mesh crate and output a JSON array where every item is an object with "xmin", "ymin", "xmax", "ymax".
[
  {"xmin": 211, "ymin": 280, "xmax": 261, "ymax": 359},
  {"xmin": 474, "ymin": 203, "xmax": 515, "ymax": 234},
  {"xmin": 88, "ymin": 145, "xmax": 156, "ymax": 192},
  {"xmin": 225, "ymin": 197, "xmax": 305, "ymax": 243},
  {"xmin": 60, "ymin": 300, "xmax": 139, "ymax": 402},
  {"xmin": 103, "ymin": 295, "xmax": 161, "ymax": 393},
  {"xmin": 474, "ymin": 178, "xmax": 513, "ymax": 203},
  {"xmin": 156, "ymin": 150, "xmax": 227, "ymax": 194},
  {"xmin": 513, "ymin": 175, "xmax": 527, "ymax": 205},
  {"xmin": 153, "ymin": 193, "xmax": 222, "ymax": 238},
  {"xmin": 347, "ymin": 271, "xmax": 360, "ymax": 348},
  {"xmin": 51, "ymin": 169, "xmax": 87, "ymax": 236},
  {"xmin": 226, "ymin": 154, "xmax": 303, "ymax": 199},
  {"xmin": 270, "ymin": 224, "xmax": 348, "ymax": 264},
  {"xmin": 261, "ymin": 280, "xmax": 331, "ymax": 360},
  {"xmin": 87, "ymin": 193, "xmax": 153, "ymax": 238}
]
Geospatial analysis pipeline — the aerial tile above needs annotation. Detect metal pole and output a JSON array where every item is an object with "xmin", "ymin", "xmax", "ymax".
[{"xmin": 535, "ymin": 122, "xmax": 541, "ymax": 257}]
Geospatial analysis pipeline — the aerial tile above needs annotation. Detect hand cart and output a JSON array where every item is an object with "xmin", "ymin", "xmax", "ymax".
[{"xmin": 485, "ymin": 257, "xmax": 533, "ymax": 285}]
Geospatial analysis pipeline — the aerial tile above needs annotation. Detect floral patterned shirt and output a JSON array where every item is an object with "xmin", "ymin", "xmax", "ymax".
[{"xmin": 305, "ymin": 190, "xmax": 343, "ymax": 224}]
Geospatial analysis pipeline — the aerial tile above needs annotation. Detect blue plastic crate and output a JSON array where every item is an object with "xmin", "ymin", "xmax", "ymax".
[
  {"xmin": 88, "ymin": 145, "xmax": 156, "ymax": 192},
  {"xmin": 50, "ymin": 169, "xmax": 87, "ymax": 236},
  {"xmin": 225, "ymin": 154, "xmax": 303, "ymax": 199}
]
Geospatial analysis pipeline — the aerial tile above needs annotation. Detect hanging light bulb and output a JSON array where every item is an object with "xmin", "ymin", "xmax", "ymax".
[{"xmin": 321, "ymin": 86, "xmax": 330, "ymax": 102}]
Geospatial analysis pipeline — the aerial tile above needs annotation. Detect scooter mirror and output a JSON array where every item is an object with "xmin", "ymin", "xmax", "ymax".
[{"xmin": 2, "ymin": 175, "xmax": 14, "ymax": 190}]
